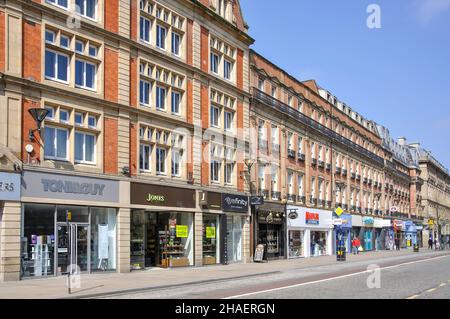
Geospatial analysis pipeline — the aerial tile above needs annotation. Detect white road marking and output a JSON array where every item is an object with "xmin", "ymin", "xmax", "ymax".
[
  {"xmin": 224, "ymin": 254, "xmax": 450, "ymax": 299},
  {"xmin": 406, "ymin": 295, "xmax": 419, "ymax": 299},
  {"xmin": 439, "ymin": 283, "xmax": 447, "ymax": 287},
  {"xmin": 426, "ymin": 288, "xmax": 437, "ymax": 293}
]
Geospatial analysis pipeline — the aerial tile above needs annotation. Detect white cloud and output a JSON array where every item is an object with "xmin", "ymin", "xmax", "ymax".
[{"xmin": 417, "ymin": 0, "xmax": 450, "ymax": 24}]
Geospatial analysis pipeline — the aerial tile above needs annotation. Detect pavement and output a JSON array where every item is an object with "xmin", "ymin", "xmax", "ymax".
[{"xmin": 0, "ymin": 249, "xmax": 449, "ymax": 299}]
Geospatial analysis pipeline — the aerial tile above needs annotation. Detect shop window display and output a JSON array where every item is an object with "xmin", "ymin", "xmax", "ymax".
[
  {"xmin": 158, "ymin": 213, "xmax": 193, "ymax": 267},
  {"xmin": 227, "ymin": 215, "xmax": 244, "ymax": 263},
  {"xmin": 130, "ymin": 211, "xmax": 194, "ymax": 269},
  {"xmin": 288, "ymin": 230, "xmax": 304, "ymax": 258},
  {"xmin": 90, "ymin": 208, "xmax": 117, "ymax": 271},
  {"xmin": 22, "ymin": 204, "xmax": 55, "ymax": 278},
  {"xmin": 22, "ymin": 204, "xmax": 117, "ymax": 278},
  {"xmin": 130, "ymin": 211, "xmax": 146, "ymax": 270},
  {"xmin": 202, "ymin": 214, "xmax": 220, "ymax": 265},
  {"xmin": 310, "ymin": 231, "xmax": 327, "ymax": 256}
]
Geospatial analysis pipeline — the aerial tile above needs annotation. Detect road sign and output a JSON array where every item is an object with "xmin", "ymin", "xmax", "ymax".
[{"xmin": 335, "ymin": 207, "xmax": 344, "ymax": 217}]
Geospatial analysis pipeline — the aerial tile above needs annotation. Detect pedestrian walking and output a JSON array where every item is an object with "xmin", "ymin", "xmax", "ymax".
[
  {"xmin": 394, "ymin": 237, "xmax": 398, "ymax": 251},
  {"xmin": 428, "ymin": 238, "xmax": 433, "ymax": 250},
  {"xmin": 352, "ymin": 237, "xmax": 358, "ymax": 255},
  {"xmin": 352, "ymin": 237, "xmax": 361, "ymax": 255}
]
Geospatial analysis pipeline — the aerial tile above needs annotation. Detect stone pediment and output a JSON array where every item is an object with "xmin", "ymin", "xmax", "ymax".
[{"xmin": 0, "ymin": 145, "xmax": 22, "ymax": 172}]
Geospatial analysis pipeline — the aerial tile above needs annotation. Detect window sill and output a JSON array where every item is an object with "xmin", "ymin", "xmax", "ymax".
[
  {"xmin": 45, "ymin": 77, "xmax": 69, "ymax": 86},
  {"xmin": 75, "ymin": 161, "xmax": 97, "ymax": 167},
  {"xmin": 44, "ymin": 158, "xmax": 70, "ymax": 163},
  {"xmin": 75, "ymin": 84, "xmax": 97, "ymax": 93}
]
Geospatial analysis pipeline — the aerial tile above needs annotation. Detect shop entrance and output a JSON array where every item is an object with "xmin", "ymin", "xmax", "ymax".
[
  {"xmin": 364, "ymin": 229, "xmax": 373, "ymax": 251},
  {"xmin": 130, "ymin": 211, "xmax": 194, "ymax": 270},
  {"xmin": 57, "ymin": 223, "xmax": 90, "ymax": 274}
]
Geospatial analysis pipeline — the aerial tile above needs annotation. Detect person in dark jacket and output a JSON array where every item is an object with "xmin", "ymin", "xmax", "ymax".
[{"xmin": 428, "ymin": 237, "xmax": 434, "ymax": 249}]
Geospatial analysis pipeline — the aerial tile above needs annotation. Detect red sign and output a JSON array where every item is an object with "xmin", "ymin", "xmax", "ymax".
[
  {"xmin": 393, "ymin": 220, "xmax": 403, "ymax": 231},
  {"xmin": 306, "ymin": 212, "xmax": 320, "ymax": 225}
]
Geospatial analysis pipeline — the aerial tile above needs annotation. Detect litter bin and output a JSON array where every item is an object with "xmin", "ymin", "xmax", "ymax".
[{"xmin": 413, "ymin": 244, "xmax": 419, "ymax": 252}]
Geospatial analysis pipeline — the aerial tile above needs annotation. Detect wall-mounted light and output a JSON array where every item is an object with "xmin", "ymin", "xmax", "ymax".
[
  {"xmin": 28, "ymin": 108, "xmax": 49, "ymax": 141},
  {"xmin": 122, "ymin": 166, "xmax": 130, "ymax": 176}
]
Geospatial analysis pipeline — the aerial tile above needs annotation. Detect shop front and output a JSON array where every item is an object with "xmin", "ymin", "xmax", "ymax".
[
  {"xmin": 221, "ymin": 193, "xmax": 249, "ymax": 264},
  {"xmin": 20, "ymin": 171, "xmax": 120, "ymax": 279},
  {"xmin": 286, "ymin": 206, "xmax": 333, "ymax": 258},
  {"xmin": 351, "ymin": 215, "xmax": 363, "ymax": 242},
  {"xmin": 416, "ymin": 225, "xmax": 424, "ymax": 248},
  {"xmin": 373, "ymin": 218, "xmax": 387, "ymax": 251},
  {"xmin": 0, "ymin": 172, "xmax": 22, "ymax": 281},
  {"xmin": 404, "ymin": 221, "xmax": 417, "ymax": 248},
  {"xmin": 362, "ymin": 217, "xmax": 375, "ymax": 251},
  {"xmin": 383, "ymin": 219, "xmax": 395, "ymax": 250},
  {"xmin": 130, "ymin": 183, "xmax": 195, "ymax": 269},
  {"xmin": 332, "ymin": 214, "xmax": 352, "ymax": 253},
  {"xmin": 393, "ymin": 219, "xmax": 404, "ymax": 248},
  {"xmin": 255, "ymin": 203, "xmax": 286, "ymax": 260}
]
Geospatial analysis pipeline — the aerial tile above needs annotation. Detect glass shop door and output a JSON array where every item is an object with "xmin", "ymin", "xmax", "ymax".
[{"xmin": 57, "ymin": 223, "xmax": 90, "ymax": 275}]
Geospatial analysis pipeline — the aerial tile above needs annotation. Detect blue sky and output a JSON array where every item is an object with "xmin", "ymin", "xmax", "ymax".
[{"xmin": 240, "ymin": 0, "xmax": 450, "ymax": 169}]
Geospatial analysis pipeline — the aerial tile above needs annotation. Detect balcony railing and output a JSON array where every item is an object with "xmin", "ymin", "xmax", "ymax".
[
  {"xmin": 326, "ymin": 163, "xmax": 331, "ymax": 171},
  {"xmin": 252, "ymin": 89, "xmax": 385, "ymax": 166},
  {"xmin": 311, "ymin": 158, "xmax": 317, "ymax": 166},
  {"xmin": 310, "ymin": 196, "xmax": 317, "ymax": 206},
  {"xmin": 298, "ymin": 195, "xmax": 306, "ymax": 204},
  {"xmin": 343, "ymin": 204, "xmax": 348, "ymax": 210},
  {"xmin": 327, "ymin": 200, "xmax": 332, "ymax": 208},
  {"xmin": 342, "ymin": 169, "xmax": 348, "ymax": 177},
  {"xmin": 287, "ymin": 194, "xmax": 296, "ymax": 202},
  {"xmin": 351, "ymin": 173, "xmax": 356, "ymax": 180},
  {"xmin": 298, "ymin": 153, "xmax": 305, "ymax": 162},
  {"xmin": 336, "ymin": 202, "xmax": 342, "ymax": 208},
  {"xmin": 318, "ymin": 199, "xmax": 324, "ymax": 207},
  {"xmin": 335, "ymin": 167, "xmax": 342, "ymax": 174},
  {"xmin": 272, "ymin": 191, "xmax": 281, "ymax": 201},
  {"xmin": 318, "ymin": 160, "xmax": 325, "ymax": 168},
  {"xmin": 259, "ymin": 189, "xmax": 269, "ymax": 199},
  {"xmin": 356, "ymin": 174, "xmax": 361, "ymax": 181},
  {"xmin": 363, "ymin": 177, "xmax": 368, "ymax": 184},
  {"xmin": 288, "ymin": 149, "xmax": 296, "ymax": 159}
]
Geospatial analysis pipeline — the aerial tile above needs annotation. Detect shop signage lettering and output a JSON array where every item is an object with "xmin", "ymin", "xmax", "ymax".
[
  {"xmin": 146, "ymin": 193, "xmax": 165, "ymax": 203},
  {"xmin": 305, "ymin": 212, "xmax": 320, "ymax": 225},
  {"xmin": 222, "ymin": 194, "xmax": 249, "ymax": 213},
  {"xmin": 21, "ymin": 171, "xmax": 119, "ymax": 203},
  {"xmin": 0, "ymin": 182, "xmax": 15, "ymax": 192},
  {"xmin": 394, "ymin": 220, "xmax": 403, "ymax": 230},
  {"xmin": 250, "ymin": 196, "xmax": 264, "ymax": 206},
  {"xmin": 41, "ymin": 179, "xmax": 105, "ymax": 196},
  {"xmin": 0, "ymin": 172, "xmax": 21, "ymax": 201}
]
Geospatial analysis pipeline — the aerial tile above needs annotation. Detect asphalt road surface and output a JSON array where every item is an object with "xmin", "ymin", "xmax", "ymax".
[{"xmin": 95, "ymin": 252, "xmax": 450, "ymax": 299}]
